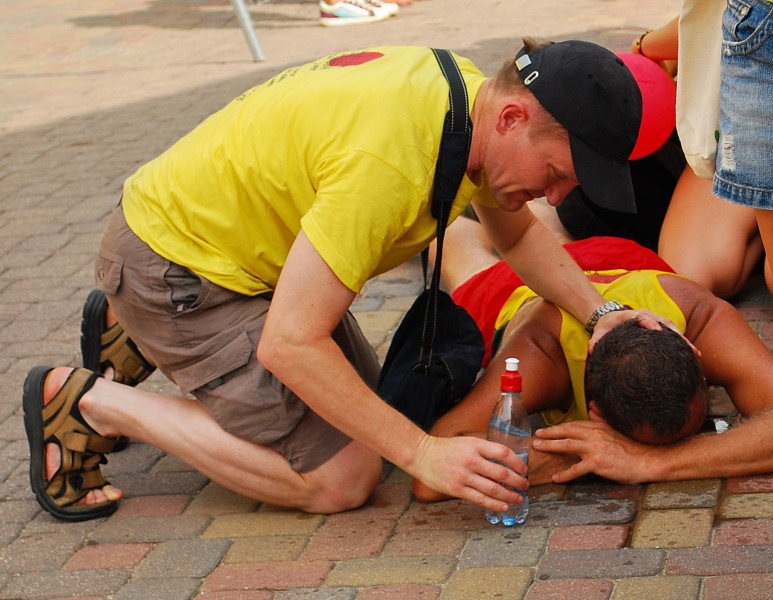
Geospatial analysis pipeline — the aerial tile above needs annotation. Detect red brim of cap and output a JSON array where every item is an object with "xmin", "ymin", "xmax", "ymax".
[{"xmin": 569, "ymin": 132, "xmax": 637, "ymax": 214}]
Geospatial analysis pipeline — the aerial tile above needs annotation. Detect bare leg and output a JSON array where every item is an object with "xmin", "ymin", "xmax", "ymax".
[
  {"xmin": 105, "ymin": 305, "xmax": 118, "ymax": 329},
  {"xmin": 48, "ymin": 368, "xmax": 382, "ymax": 513},
  {"xmin": 659, "ymin": 166, "xmax": 762, "ymax": 298},
  {"xmin": 430, "ymin": 217, "xmax": 502, "ymax": 294},
  {"xmin": 754, "ymin": 208, "xmax": 773, "ymax": 296}
]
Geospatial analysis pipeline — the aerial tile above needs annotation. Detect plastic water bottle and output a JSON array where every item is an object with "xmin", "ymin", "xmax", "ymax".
[{"xmin": 485, "ymin": 357, "xmax": 530, "ymax": 526}]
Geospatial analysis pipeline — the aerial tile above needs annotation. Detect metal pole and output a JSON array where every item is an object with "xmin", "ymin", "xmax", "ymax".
[{"xmin": 231, "ymin": 0, "xmax": 266, "ymax": 62}]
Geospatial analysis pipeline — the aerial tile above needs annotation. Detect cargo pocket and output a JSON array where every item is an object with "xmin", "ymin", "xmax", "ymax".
[
  {"xmin": 95, "ymin": 251, "xmax": 124, "ymax": 295},
  {"xmin": 173, "ymin": 329, "xmax": 254, "ymax": 396},
  {"xmin": 170, "ymin": 328, "xmax": 304, "ymax": 445}
]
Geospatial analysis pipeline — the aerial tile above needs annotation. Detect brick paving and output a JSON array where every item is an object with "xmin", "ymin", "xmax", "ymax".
[{"xmin": 2, "ymin": 0, "xmax": 773, "ymax": 598}]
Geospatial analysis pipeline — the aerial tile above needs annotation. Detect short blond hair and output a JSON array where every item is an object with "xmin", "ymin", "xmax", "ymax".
[{"xmin": 492, "ymin": 38, "xmax": 566, "ymax": 141}]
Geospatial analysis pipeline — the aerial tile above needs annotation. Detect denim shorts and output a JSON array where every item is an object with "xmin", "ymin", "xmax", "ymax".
[{"xmin": 714, "ymin": 0, "xmax": 773, "ymax": 208}]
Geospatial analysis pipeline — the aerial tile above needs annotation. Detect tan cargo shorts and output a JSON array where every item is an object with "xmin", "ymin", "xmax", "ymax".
[{"xmin": 95, "ymin": 205, "xmax": 380, "ymax": 472}]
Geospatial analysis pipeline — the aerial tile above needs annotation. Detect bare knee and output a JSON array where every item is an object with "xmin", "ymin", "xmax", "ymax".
[{"xmin": 299, "ymin": 443, "xmax": 383, "ymax": 514}]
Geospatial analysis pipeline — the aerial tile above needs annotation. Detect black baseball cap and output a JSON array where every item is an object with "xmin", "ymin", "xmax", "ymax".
[{"xmin": 515, "ymin": 40, "xmax": 643, "ymax": 213}]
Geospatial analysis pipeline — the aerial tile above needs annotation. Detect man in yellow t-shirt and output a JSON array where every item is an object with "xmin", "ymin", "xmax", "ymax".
[
  {"xmin": 24, "ymin": 41, "xmax": 689, "ymax": 522},
  {"xmin": 413, "ymin": 218, "xmax": 773, "ymax": 503}
]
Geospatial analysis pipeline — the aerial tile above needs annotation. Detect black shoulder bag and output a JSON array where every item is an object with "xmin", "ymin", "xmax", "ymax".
[{"xmin": 377, "ymin": 48, "xmax": 486, "ymax": 431}]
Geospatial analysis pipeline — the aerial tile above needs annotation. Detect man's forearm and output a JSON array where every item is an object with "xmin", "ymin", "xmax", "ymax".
[{"xmin": 647, "ymin": 410, "xmax": 773, "ymax": 482}]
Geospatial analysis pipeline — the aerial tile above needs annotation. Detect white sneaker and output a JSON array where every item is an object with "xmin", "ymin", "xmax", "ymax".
[
  {"xmin": 365, "ymin": 0, "xmax": 399, "ymax": 17},
  {"xmin": 319, "ymin": 0, "xmax": 389, "ymax": 25}
]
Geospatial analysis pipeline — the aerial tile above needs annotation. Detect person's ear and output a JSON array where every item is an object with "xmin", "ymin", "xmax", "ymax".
[
  {"xmin": 588, "ymin": 401, "xmax": 608, "ymax": 424},
  {"xmin": 495, "ymin": 101, "xmax": 528, "ymax": 135}
]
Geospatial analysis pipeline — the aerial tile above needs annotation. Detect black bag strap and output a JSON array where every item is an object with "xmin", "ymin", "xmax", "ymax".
[{"xmin": 418, "ymin": 48, "xmax": 473, "ymax": 358}]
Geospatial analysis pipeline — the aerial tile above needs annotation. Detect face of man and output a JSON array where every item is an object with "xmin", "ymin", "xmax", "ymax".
[{"xmin": 483, "ymin": 101, "xmax": 579, "ymax": 212}]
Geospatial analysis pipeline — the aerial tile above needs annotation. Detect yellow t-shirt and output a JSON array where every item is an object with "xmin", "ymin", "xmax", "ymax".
[
  {"xmin": 122, "ymin": 47, "xmax": 490, "ymax": 295},
  {"xmin": 493, "ymin": 270, "xmax": 687, "ymax": 425}
]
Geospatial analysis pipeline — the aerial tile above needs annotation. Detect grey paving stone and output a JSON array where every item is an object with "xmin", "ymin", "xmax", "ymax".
[
  {"xmin": 460, "ymin": 527, "xmax": 549, "ymax": 568},
  {"xmin": 0, "ymin": 568, "xmax": 129, "ymax": 599},
  {"xmin": 89, "ymin": 515, "xmax": 212, "ymax": 544},
  {"xmin": 0, "ymin": 530, "xmax": 84, "ymax": 573},
  {"xmin": 134, "ymin": 538, "xmax": 231, "ymax": 579},
  {"xmin": 0, "ymin": 499, "xmax": 39, "ymax": 524},
  {"xmin": 275, "ymin": 588, "xmax": 358, "ymax": 600},
  {"xmin": 112, "ymin": 577, "xmax": 201, "ymax": 600},
  {"xmin": 114, "ymin": 471, "xmax": 209, "ymax": 497},
  {"xmin": 102, "ymin": 442, "xmax": 167, "ymax": 475},
  {"xmin": 527, "ymin": 500, "xmax": 637, "ymax": 527},
  {"xmin": 0, "ymin": 523, "xmax": 22, "ymax": 548},
  {"xmin": 536, "ymin": 548, "xmax": 666, "ymax": 580}
]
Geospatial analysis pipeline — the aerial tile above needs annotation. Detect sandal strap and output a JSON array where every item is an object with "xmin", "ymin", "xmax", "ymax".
[
  {"xmin": 42, "ymin": 368, "xmax": 117, "ymax": 458},
  {"xmin": 46, "ymin": 468, "xmax": 110, "ymax": 508},
  {"xmin": 63, "ymin": 430, "xmax": 116, "ymax": 455},
  {"xmin": 100, "ymin": 322, "xmax": 155, "ymax": 387}
]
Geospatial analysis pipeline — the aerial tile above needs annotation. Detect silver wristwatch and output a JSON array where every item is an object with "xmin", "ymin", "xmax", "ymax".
[{"xmin": 585, "ymin": 300, "xmax": 625, "ymax": 335}]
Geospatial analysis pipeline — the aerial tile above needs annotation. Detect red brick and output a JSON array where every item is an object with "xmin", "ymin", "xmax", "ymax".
[
  {"xmin": 340, "ymin": 483, "xmax": 413, "ymax": 521},
  {"xmin": 667, "ymin": 546, "xmax": 773, "ymax": 575},
  {"xmin": 196, "ymin": 592, "xmax": 272, "ymax": 600},
  {"xmin": 548, "ymin": 525, "xmax": 629, "ymax": 551},
  {"xmin": 47, "ymin": 597, "xmax": 105, "ymax": 600},
  {"xmin": 382, "ymin": 530, "xmax": 467, "ymax": 557},
  {"xmin": 64, "ymin": 543, "xmax": 152, "ymax": 570},
  {"xmin": 397, "ymin": 499, "xmax": 485, "ymax": 531},
  {"xmin": 112, "ymin": 494, "xmax": 191, "ymax": 518},
  {"xmin": 565, "ymin": 482, "xmax": 642, "ymax": 501},
  {"xmin": 303, "ymin": 516, "xmax": 395, "ymax": 560},
  {"xmin": 202, "ymin": 561, "xmax": 334, "ymax": 591},
  {"xmin": 714, "ymin": 519, "xmax": 773, "ymax": 546},
  {"xmin": 702, "ymin": 573, "xmax": 773, "ymax": 600},
  {"xmin": 725, "ymin": 474, "xmax": 773, "ymax": 494},
  {"xmin": 707, "ymin": 387, "xmax": 735, "ymax": 417}
]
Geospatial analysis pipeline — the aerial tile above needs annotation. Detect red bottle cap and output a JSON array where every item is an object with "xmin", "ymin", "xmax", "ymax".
[{"xmin": 501, "ymin": 357, "xmax": 522, "ymax": 392}]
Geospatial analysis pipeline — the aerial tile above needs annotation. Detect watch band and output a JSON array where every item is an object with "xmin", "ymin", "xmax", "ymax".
[{"xmin": 585, "ymin": 300, "xmax": 625, "ymax": 335}]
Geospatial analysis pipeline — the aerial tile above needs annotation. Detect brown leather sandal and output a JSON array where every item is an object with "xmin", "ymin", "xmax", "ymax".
[
  {"xmin": 80, "ymin": 288, "xmax": 155, "ymax": 387},
  {"xmin": 23, "ymin": 366, "xmax": 119, "ymax": 521}
]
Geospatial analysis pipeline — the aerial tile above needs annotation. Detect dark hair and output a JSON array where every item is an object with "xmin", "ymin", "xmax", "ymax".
[{"xmin": 585, "ymin": 319, "xmax": 706, "ymax": 439}]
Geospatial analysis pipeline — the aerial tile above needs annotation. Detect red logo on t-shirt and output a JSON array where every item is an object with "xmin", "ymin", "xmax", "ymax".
[{"xmin": 329, "ymin": 52, "xmax": 384, "ymax": 67}]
